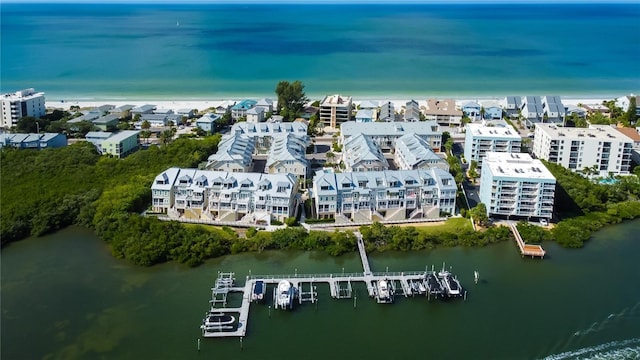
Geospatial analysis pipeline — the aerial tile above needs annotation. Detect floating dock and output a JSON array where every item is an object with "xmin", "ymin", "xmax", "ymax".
[{"xmin": 201, "ymin": 231, "xmax": 466, "ymax": 338}]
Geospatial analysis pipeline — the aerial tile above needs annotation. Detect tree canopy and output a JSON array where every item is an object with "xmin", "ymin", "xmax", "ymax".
[{"xmin": 275, "ymin": 80, "xmax": 309, "ymax": 121}]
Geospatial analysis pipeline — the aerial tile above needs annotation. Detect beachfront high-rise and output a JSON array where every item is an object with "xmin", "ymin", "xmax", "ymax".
[
  {"xmin": 479, "ymin": 152, "xmax": 556, "ymax": 220},
  {"xmin": 1, "ymin": 88, "xmax": 46, "ymax": 128},
  {"xmin": 463, "ymin": 122, "xmax": 522, "ymax": 169},
  {"xmin": 532, "ymin": 123, "xmax": 633, "ymax": 176},
  {"xmin": 319, "ymin": 94, "xmax": 352, "ymax": 129}
]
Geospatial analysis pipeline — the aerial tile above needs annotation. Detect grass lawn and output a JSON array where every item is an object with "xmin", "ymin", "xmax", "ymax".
[{"xmin": 415, "ymin": 217, "xmax": 473, "ymax": 235}]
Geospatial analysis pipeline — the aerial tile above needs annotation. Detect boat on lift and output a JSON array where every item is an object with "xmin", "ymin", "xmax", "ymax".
[
  {"xmin": 252, "ymin": 280, "xmax": 266, "ymax": 302},
  {"xmin": 438, "ymin": 263, "xmax": 462, "ymax": 297},
  {"xmin": 276, "ymin": 280, "xmax": 295, "ymax": 309},
  {"xmin": 376, "ymin": 279, "xmax": 394, "ymax": 303}
]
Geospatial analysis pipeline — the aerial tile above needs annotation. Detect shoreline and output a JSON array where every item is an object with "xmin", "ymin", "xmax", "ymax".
[{"xmin": 46, "ymin": 94, "xmax": 616, "ymax": 112}]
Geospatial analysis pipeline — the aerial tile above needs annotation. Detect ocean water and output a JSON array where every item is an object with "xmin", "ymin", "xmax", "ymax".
[{"xmin": 1, "ymin": 3, "xmax": 639, "ymax": 100}]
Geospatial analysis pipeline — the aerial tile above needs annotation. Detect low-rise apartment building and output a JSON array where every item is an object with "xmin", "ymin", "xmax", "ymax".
[
  {"xmin": 479, "ymin": 152, "xmax": 556, "ymax": 220},
  {"xmin": 340, "ymin": 121, "xmax": 441, "ymax": 153},
  {"xmin": 464, "ymin": 122, "xmax": 522, "ymax": 169},
  {"xmin": 312, "ymin": 168, "xmax": 456, "ymax": 222},
  {"xmin": 151, "ymin": 168, "xmax": 299, "ymax": 224},
  {"xmin": 422, "ymin": 99, "xmax": 463, "ymax": 127},
  {"xmin": 0, "ymin": 132, "xmax": 67, "ymax": 149},
  {"xmin": 532, "ymin": 123, "xmax": 633, "ymax": 176},
  {"xmin": 101, "ymin": 130, "xmax": 139, "ymax": 158}
]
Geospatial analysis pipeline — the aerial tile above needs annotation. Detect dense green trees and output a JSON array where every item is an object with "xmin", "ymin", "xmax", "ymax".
[
  {"xmin": 275, "ymin": 80, "xmax": 309, "ymax": 121},
  {"xmin": 359, "ymin": 222, "xmax": 512, "ymax": 251},
  {"xmin": 1, "ymin": 135, "xmax": 221, "ymax": 258}
]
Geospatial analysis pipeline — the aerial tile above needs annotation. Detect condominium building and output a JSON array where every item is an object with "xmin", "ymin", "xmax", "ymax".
[
  {"xmin": 340, "ymin": 121, "xmax": 441, "ymax": 153},
  {"xmin": 521, "ymin": 96, "xmax": 544, "ymax": 127},
  {"xmin": 479, "ymin": 152, "xmax": 556, "ymax": 220},
  {"xmin": 101, "ymin": 130, "xmax": 140, "ymax": 158},
  {"xmin": 312, "ymin": 168, "xmax": 456, "ymax": 222},
  {"xmin": 1, "ymin": 88, "xmax": 46, "ymax": 128},
  {"xmin": 404, "ymin": 100, "xmax": 421, "ymax": 122},
  {"xmin": 463, "ymin": 122, "xmax": 522, "ymax": 169},
  {"xmin": 342, "ymin": 134, "xmax": 388, "ymax": 172},
  {"xmin": 394, "ymin": 134, "xmax": 449, "ymax": 171},
  {"xmin": 504, "ymin": 96, "xmax": 523, "ymax": 119},
  {"xmin": 422, "ymin": 99, "xmax": 463, "ymax": 126},
  {"xmin": 206, "ymin": 133, "xmax": 255, "ymax": 173},
  {"xmin": 379, "ymin": 101, "xmax": 396, "ymax": 122},
  {"xmin": 319, "ymin": 94, "xmax": 352, "ymax": 128},
  {"xmin": 229, "ymin": 121, "xmax": 307, "ymax": 153},
  {"xmin": 151, "ymin": 167, "xmax": 299, "ymax": 224},
  {"xmin": 541, "ymin": 95, "xmax": 565, "ymax": 123},
  {"xmin": 265, "ymin": 133, "xmax": 309, "ymax": 184},
  {"xmin": 532, "ymin": 124, "xmax": 633, "ymax": 176}
]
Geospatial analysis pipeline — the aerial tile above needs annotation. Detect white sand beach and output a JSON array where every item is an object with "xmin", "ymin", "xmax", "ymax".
[{"xmin": 46, "ymin": 95, "xmax": 614, "ymax": 114}]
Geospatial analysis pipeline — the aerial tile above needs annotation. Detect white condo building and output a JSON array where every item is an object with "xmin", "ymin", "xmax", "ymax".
[
  {"xmin": 312, "ymin": 169, "xmax": 456, "ymax": 222},
  {"xmin": 532, "ymin": 124, "xmax": 633, "ymax": 176},
  {"xmin": 1, "ymin": 88, "xmax": 46, "ymax": 128},
  {"xmin": 479, "ymin": 152, "xmax": 556, "ymax": 220},
  {"xmin": 464, "ymin": 122, "xmax": 522, "ymax": 169},
  {"xmin": 340, "ymin": 121, "xmax": 442, "ymax": 153},
  {"xmin": 152, "ymin": 168, "xmax": 299, "ymax": 224}
]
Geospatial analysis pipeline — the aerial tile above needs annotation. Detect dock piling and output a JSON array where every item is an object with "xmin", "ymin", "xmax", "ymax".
[{"xmin": 197, "ymin": 338, "xmax": 200, "ymax": 352}]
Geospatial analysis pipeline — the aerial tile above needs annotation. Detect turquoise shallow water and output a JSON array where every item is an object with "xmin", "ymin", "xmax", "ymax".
[
  {"xmin": 1, "ymin": 3, "xmax": 639, "ymax": 100},
  {"xmin": 2, "ymin": 221, "xmax": 640, "ymax": 360}
]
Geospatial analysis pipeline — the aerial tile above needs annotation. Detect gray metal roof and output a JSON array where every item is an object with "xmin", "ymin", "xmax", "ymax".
[
  {"xmin": 341, "ymin": 121, "xmax": 440, "ymax": 138},
  {"xmin": 395, "ymin": 134, "xmax": 446, "ymax": 168}
]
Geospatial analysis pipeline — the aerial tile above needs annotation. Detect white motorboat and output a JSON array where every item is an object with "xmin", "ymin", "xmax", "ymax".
[
  {"xmin": 377, "ymin": 279, "xmax": 394, "ymax": 303},
  {"xmin": 276, "ymin": 280, "xmax": 295, "ymax": 309},
  {"xmin": 438, "ymin": 264, "xmax": 462, "ymax": 297}
]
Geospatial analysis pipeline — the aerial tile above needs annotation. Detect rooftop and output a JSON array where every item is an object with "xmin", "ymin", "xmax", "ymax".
[
  {"xmin": 341, "ymin": 121, "xmax": 440, "ymax": 138},
  {"xmin": 535, "ymin": 123, "xmax": 634, "ymax": 142},
  {"xmin": 483, "ymin": 152, "xmax": 555, "ymax": 181},
  {"xmin": 466, "ymin": 122, "xmax": 521, "ymax": 139}
]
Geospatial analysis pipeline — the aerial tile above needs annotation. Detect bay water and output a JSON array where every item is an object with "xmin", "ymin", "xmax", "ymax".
[{"xmin": 2, "ymin": 221, "xmax": 639, "ymax": 360}]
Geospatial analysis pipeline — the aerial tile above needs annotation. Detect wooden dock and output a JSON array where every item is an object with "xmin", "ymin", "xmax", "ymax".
[
  {"xmin": 201, "ymin": 232, "xmax": 465, "ymax": 338},
  {"xmin": 508, "ymin": 223, "xmax": 545, "ymax": 258}
]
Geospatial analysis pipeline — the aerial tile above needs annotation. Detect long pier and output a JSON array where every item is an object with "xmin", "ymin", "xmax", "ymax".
[
  {"xmin": 201, "ymin": 232, "xmax": 466, "ymax": 338},
  {"xmin": 356, "ymin": 232, "xmax": 372, "ymax": 276},
  {"xmin": 508, "ymin": 222, "xmax": 545, "ymax": 258}
]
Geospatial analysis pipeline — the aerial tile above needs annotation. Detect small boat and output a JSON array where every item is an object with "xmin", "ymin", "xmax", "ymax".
[
  {"xmin": 418, "ymin": 281, "xmax": 427, "ymax": 294},
  {"xmin": 252, "ymin": 280, "xmax": 265, "ymax": 302},
  {"xmin": 201, "ymin": 312, "xmax": 236, "ymax": 332},
  {"xmin": 425, "ymin": 272, "xmax": 444, "ymax": 297},
  {"xmin": 438, "ymin": 264, "xmax": 462, "ymax": 297},
  {"xmin": 276, "ymin": 280, "xmax": 295, "ymax": 309},
  {"xmin": 377, "ymin": 279, "xmax": 394, "ymax": 303}
]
